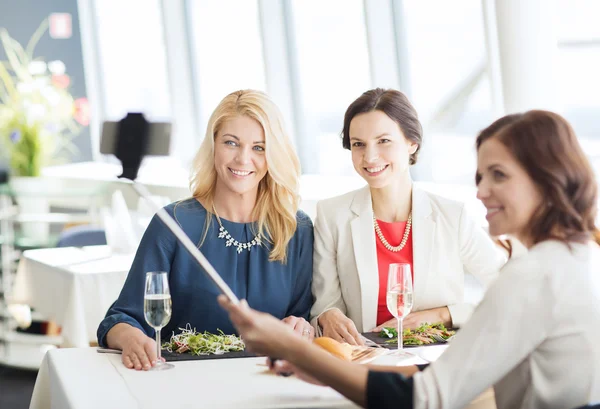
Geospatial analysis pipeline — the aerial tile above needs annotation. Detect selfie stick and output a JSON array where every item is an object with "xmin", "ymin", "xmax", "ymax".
[{"xmin": 111, "ymin": 113, "xmax": 240, "ymax": 304}]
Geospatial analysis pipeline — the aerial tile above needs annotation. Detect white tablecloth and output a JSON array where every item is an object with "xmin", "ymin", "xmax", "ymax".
[
  {"xmin": 30, "ymin": 348, "xmax": 366, "ymax": 409},
  {"xmin": 30, "ymin": 346, "xmax": 495, "ymax": 409},
  {"xmin": 11, "ymin": 246, "xmax": 134, "ymax": 347}
]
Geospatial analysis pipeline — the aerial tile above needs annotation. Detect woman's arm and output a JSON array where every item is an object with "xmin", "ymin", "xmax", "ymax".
[
  {"xmin": 281, "ymin": 214, "xmax": 316, "ymax": 338},
  {"xmin": 412, "ymin": 257, "xmax": 550, "ymax": 409},
  {"xmin": 105, "ymin": 323, "xmax": 162, "ymax": 370},
  {"xmin": 282, "ymin": 342, "xmax": 420, "ymax": 407},
  {"xmin": 310, "ymin": 201, "xmax": 347, "ymax": 331},
  {"xmin": 284, "ymin": 213, "xmax": 314, "ymax": 320},
  {"xmin": 219, "ymin": 296, "xmax": 419, "ymax": 408},
  {"xmin": 310, "ymin": 202, "xmax": 363, "ymax": 344},
  {"xmin": 97, "ymin": 210, "xmax": 176, "ymax": 348},
  {"xmin": 285, "ymin": 338, "xmax": 370, "ymax": 406},
  {"xmin": 221, "ymin": 254, "xmax": 552, "ymax": 409}
]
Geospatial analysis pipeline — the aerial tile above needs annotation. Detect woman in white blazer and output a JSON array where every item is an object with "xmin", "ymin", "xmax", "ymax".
[
  {"xmin": 310, "ymin": 88, "xmax": 505, "ymax": 344},
  {"xmin": 219, "ymin": 109, "xmax": 600, "ymax": 409}
]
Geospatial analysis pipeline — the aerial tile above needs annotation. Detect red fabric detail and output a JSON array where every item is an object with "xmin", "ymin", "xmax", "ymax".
[{"xmin": 375, "ymin": 219, "xmax": 414, "ymax": 326}]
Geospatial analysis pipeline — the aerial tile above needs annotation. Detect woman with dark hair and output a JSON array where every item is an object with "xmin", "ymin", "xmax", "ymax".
[
  {"xmin": 309, "ymin": 88, "xmax": 505, "ymax": 344},
  {"xmin": 219, "ymin": 109, "xmax": 600, "ymax": 409}
]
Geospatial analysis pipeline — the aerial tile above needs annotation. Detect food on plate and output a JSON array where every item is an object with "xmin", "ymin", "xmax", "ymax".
[
  {"xmin": 313, "ymin": 337, "xmax": 353, "ymax": 361},
  {"xmin": 379, "ymin": 323, "xmax": 455, "ymax": 346},
  {"xmin": 163, "ymin": 325, "xmax": 245, "ymax": 355}
]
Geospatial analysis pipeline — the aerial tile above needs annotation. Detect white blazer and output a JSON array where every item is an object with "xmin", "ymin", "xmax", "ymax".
[
  {"xmin": 310, "ymin": 184, "xmax": 506, "ymax": 333},
  {"xmin": 414, "ymin": 240, "xmax": 600, "ymax": 409}
]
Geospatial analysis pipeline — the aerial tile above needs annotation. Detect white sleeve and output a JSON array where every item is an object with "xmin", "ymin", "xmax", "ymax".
[
  {"xmin": 448, "ymin": 204, "xmax": 507, "ymax": 327},
  {"xmin": 309, "ymin": 201, "xmax": 347, "ymax": 335},
  {"xmin": 414, "ymin": 257, "xmax": 551, "ymax": 409}
]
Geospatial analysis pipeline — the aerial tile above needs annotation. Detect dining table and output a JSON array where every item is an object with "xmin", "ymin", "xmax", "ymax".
[
  {"xmin": 10, "ymin": 246, "xmax": 134, "ymax": 347},
  {"xmin": 29, "ymin": 344, "xmax": 495, "ymax": 409}
]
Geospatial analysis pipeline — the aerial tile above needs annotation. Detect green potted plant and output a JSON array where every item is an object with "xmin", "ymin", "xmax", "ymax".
[{"xmin": 0, "ymin": 19, "xmax": 88, "ymax": 243}]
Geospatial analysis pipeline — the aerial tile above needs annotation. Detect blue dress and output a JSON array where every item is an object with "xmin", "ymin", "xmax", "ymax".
[{"xmin": 97, "ymin": 198, "xmax": 314, "ymax": 346}]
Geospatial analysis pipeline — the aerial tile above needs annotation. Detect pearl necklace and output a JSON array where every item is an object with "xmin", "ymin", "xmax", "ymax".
[
  {"xmin": 213, "ymin": 206, "xmax": 262, "ymax": 254},
  {"xmin": 373, "ymin": 213, "xmax": 412, "ymax": 252}
]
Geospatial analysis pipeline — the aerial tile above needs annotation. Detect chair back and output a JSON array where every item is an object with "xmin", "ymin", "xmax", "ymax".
[{"xmin": 57, "ymin": 225, "xmax": 107, "ymax": 247}]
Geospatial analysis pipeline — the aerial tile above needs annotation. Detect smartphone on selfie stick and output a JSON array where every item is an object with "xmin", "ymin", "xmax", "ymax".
[{"xmin": 100, "ymin": 113, "xmax": 240, "ymax": 305}]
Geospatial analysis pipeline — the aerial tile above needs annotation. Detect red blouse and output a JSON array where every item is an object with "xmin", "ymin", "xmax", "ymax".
[{"xmin": 375, "ymin": 219, "xmax": 414, "ymax": 326}]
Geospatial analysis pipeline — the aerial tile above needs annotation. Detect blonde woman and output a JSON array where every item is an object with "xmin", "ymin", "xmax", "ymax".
[{"xmin": 98, "ymin": 90, "xmax": 314, "ymax": 370}]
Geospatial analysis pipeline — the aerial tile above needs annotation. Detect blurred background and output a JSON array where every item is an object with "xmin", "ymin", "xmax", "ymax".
[
  {"xmin": 0, "ymin": 1, "xmax": 599, "ymax": 407},
  {"xmin": 2, "ymin": 0, "xmax": 599, "ymax": 186}
]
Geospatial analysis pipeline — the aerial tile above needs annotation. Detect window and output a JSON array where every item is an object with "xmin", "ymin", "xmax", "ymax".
[
  {"xmin": 290, "ymin": 0, "xmax": 371, "ymax": 176},
  {"xmin": 556, "ymin": 0, "xmax": 600, "ymax": 177},
  {"xmin": 402, "ymin": 0, "xmax": 492, "ymax": 184},
  {"xmin": 94, "ymin": 0, "xmax": 171, "ymax": 120},
  {"xmin": 187, "ymin": 0, "xmax": 266, "ymax": 132}
]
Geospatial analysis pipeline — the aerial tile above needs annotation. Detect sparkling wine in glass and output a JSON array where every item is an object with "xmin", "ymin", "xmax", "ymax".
[
  {"xmin": 144, "ymin": 271, "xmax": 174, "ymax": 370},
  {"xmin": 386, "ymin": 263, "xmax": 414, "ymax": 351}
]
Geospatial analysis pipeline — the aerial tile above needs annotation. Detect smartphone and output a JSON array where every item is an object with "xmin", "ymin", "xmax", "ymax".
[{"xmin": 100, "ymin": 120, "xmax": 171, "ymax": 156}]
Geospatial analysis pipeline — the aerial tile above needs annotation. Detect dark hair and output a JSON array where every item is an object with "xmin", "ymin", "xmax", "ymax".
[
  {"xmin": 341, "ymin": 88, "xmax": 423, "ymax": 165},
  {"xmin": 476, "ymin": 110, "xmax": 600, "ymax": 246}
]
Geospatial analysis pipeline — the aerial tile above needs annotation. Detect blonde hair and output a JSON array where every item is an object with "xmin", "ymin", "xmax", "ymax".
[{"xmin": 190, "ymin": 90, "xmax": 301, "ymax": 263}]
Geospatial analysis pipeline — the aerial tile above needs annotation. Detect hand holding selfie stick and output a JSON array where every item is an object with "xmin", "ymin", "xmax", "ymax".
[{"xmin": 107, "ymin": 113, "xmax": 240, "ymax": 305}]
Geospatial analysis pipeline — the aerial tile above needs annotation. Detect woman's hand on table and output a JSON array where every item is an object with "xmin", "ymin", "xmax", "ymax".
[
  {"xmin": 317, "ymin": 309, "xmax": 364, "ymax": 346},
  {"xmin": 371, "ymin": 307, "xmax": 452, "ymax": 332},
  {"xmin": 120, "ymin": 329, "xmax": 164, "ymax": 371},
  {"xmin": 106, "ymin": 323, "xmax": 164, "ymax": 371},
  {"xmin": 282, "ymin": 315, "xmax": 314, "ymax": 340},
  {"xmin": 403, "ymin": 307, "xmax": 452, "ymax": 330},
  {"xmin": 218, "ymin": 295, "xmax": 302, "ymax": 358}
]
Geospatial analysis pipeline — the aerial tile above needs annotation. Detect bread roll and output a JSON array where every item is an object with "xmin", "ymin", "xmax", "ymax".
[{"xmin": 313, "ymin": 337, "xmax": 353, "ymax": 361}]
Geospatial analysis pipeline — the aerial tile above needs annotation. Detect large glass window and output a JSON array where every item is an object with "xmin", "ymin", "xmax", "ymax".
[
  {"xmin": 556, "ymin": 0, "xmax": 600, "ymax": 177},
  {"xmin": 94, "ymin": 0, "xmax": 171, "ymax": 120},
  {"xmin": 291, "ymin": 0, "xmax": 371, "ymax": 176},
  {"xmin": 187, "ymin": 0, "xmax": 266, "ymax": 132},
  {"xmin": 402, "ymin": 0, "xmax": 492, "ymax": 184}
]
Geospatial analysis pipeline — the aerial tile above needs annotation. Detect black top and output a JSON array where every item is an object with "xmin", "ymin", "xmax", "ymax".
[
  {"xmin": 97, "ymin": 199, "xmax": 314, "ymax": 346},
  {"xmin": 367, "ymin": 371, "xmax": 414, "ymax": 409}
]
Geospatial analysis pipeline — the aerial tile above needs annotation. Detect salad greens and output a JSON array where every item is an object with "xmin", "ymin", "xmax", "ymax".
[
  {"xmin": 379, "ymin": 322, "xmax": 455, "ymax": 346},
  {"xmin": 380, "ymin": 327, "xmax": 397, "ymax": 338},
  {"xmin": 163, "ymin": 325, "xmax": 245, "ymax": 355}
]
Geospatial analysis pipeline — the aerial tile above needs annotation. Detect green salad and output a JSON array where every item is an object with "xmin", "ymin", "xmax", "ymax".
[
  {"xmin": 379, "ymin": 323, "xmax": 455, "ymax": 346},
  {"xmin": 163, "ymin": 325, "xmax": 245, "ymax": 355}
]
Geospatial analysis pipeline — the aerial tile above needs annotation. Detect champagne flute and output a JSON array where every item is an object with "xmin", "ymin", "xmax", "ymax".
[
  {"xmin": 386, "ymin": 263, "xmax": 414, "ymax": 352},
  {"xmin": 144, "ymin": 271, "xmax": 174, "ymax": 370}
]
